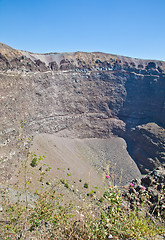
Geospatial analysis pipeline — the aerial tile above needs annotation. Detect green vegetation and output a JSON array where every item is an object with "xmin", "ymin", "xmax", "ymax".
[
  {"xmin": 60, "ymin": 179, "xmax": 69, "ymax": 188},
  {"xmin": 0, "ymin": 123, "xmax": 164, "ymax": 239},
  {"xmin": 84, "ymin": 182, "xmax": 89, "ymax": 189},
  {"xmin": 0, "ymin": 181, "xmax": 164, "ymax": 239},
  {"xmin": 30, "ymin": 157, "xmax": 38, "ymax": 167}
]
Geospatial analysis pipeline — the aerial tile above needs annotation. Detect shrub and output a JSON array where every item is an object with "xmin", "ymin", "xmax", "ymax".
[
  {"xmin": 83, "ymin": 183, "xmax": 88, "ymax": 188},
  {"xmin": 1, "ymin": 176, "xmax": 164, "ymax": 239},
  {"xmin": 1, "ymin": 123, "xmax": 164, "ymax": 239},
  {"xmin": 30, "ymin": 157, "xmax": 37, "ymax": 167}
]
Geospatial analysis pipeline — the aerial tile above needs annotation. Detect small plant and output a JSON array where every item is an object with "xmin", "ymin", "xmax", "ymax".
[
  {"xmin": 45, "ymin": 166, "xmax": 52, "ymax": 171},
  {"xmin": 39, "ymin": 177, "xmax": 43, "ymax": 182},
  {"xmin": 60, "ymin": 179, "xmax": 69, "ymax": 188},
  {"xmin": 84, "ymin": 183, "xmax": 88, "ymax": 188},
  {"xmin": 0, "ymin": 123, "xmax": 164, "ymax": 239},
  {"xmin": 30, "ymin": 157, "xmax": 37, "ymax": 167},
  {"xmin": 99, "ymin": 197, "xmax": 104, "ymax": 203},
  {"xmin": 64, "ymin": 182, "xmax": 69, "ymax": 188}
]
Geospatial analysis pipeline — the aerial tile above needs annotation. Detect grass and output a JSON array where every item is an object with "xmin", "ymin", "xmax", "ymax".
[
  {"xmin": 0, "ymin": 177, "xmax": 164, "ymax": 240},
  {"xmin": 0, "ymin": 124, "xmax": 164, "ymax": 239}
]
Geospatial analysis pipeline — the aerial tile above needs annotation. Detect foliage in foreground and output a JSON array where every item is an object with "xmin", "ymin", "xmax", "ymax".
[
  {"xmin": 0, "ymin": 123, "xmax": 164, "ymax": 239},
  {"xmin": 0, "ymin": 182, "xmax": 164, "ymax": 240}
]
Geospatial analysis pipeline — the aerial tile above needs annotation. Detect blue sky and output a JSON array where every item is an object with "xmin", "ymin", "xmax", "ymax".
[{"xmin": 0, "ymin": 0, "xmax": 165, "ymax": 60}]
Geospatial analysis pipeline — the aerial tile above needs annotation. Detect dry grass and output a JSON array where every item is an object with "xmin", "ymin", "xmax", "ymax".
[
  {"xmin": 0, "ymin": 175, "xmax": 164, "ymax": 240},
  {"xmin": 0, "ymin": 124, "xmax": 164, "ymax": 239}
]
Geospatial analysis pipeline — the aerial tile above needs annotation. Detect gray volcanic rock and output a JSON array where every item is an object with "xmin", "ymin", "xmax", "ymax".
[
  {"xmin": 0, "ymin": 42, "xmax": 165, "ymax": 184},
  {"xmin": 122, "ymin": 166, "xmax": 165, "ymax": 221},
  {"xmin": 127, "ymin": 123, "xmax": 165, "ymax": 173}
]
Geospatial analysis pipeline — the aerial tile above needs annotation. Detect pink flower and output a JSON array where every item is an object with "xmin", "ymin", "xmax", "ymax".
[
  {"xmin": 129, "ymin": 183, "xmax": 134, "ymax": 187},
  {"xmin": 105, "ymin": 175, "xmax": 110, "ymax": 179},
  {"xmin": 141, "ymin": 186, "xmax": 145, "ymax": 190}
]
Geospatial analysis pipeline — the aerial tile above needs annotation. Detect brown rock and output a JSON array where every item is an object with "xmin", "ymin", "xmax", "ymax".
[{"xmin": 0, "ymin": 42, "xmax": 165, "ymax": 185}]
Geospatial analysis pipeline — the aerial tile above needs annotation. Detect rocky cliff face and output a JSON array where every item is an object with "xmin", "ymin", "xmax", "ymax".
[{"xmin": 0, "ymin": 42, "xmax": 164, "ymax": 184}]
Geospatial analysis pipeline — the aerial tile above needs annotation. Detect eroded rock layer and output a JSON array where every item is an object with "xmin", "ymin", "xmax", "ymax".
[{"xmin": 0, "ymin": 42, "xmax": 165, "ymax": 183}]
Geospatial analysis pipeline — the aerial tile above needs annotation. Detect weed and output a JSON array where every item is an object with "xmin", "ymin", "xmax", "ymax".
[
  {"xmin": 30, "ymin": 157, "xmax": 37, "ymax": 167},
  {"xmin": 0, "ymin": 123, "xmax": 164, "ymax": 239},
  {"xmin": 84, "ymin": 183, "xmax": 89, "ymax": 189}
]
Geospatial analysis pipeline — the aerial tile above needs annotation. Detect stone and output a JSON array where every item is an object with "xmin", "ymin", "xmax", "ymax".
[
  {"xmin": 122, "ymin": 167, "xmax": 165, "ymax": 222},
  {"xmin": 149, "ymin": 189, "xmax": 159, "ymax": 203},
  {"xmin": 157, "ymin": 183, "xmax": 163, "ymax": 191},
  {"xmin": 141, "ymin": 176, "xmax": 153, "ymax": 187},
  {"xmin": 0, "ymin": 42, "xmax": 165, "ymax": 185}
]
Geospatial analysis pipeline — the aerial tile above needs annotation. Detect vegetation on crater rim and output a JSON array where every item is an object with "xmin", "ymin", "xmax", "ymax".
[{"xmin": 0, "ymin": 124, "xmax": 164, "ymax": 239}]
